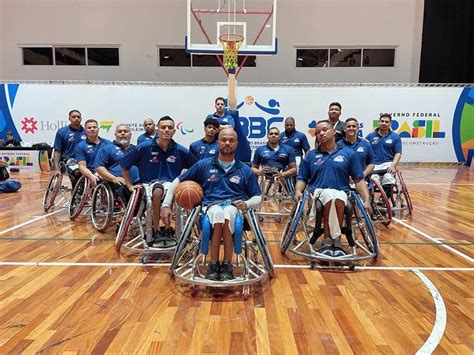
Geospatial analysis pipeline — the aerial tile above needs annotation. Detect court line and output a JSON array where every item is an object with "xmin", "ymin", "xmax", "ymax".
[
  {"xmin": 406, "ymin": 183, "xmax": 474, "ymax": 186},
  {"xmin": 0, "ymin": 209, "xmax": 65, "ymax": 235},
  {"xmin": 393, "ymin": 218, "xmax": 473, "ymax": 264},
  {"xmin": 413, "ymin": 270, "xmax": 446, "ymax": 355}
]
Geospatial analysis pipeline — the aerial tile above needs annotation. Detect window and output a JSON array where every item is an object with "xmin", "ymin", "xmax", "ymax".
[
  {"xmin": 158, "ymin": 47, "xmax": 256, "ymax": 68},
  {"xmin": 329, "ymin": 49, "xmax": 362, "ymax": 67},
  {"xmin": 296, "ymin": 49, "xmax": 328, "ymax": 67},
  {"xmin": 362, "ymin": 49, "xmax": 395, "ymax": 67},
  {"xmin": 23, "ymin": 47, "xmax": 53, "ymax": 65},
  {"xmin": 55, "ymin": 47, "xmax": 86, "ymax": 65},
  {"xmin": 87, "ymin": 48, "xmax": 119, "ymax": 66}
]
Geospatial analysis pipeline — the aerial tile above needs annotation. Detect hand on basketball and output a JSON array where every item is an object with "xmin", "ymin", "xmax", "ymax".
[{"xmin": 233, "ymin": 200, "xmax": 247, "ymax": 211}]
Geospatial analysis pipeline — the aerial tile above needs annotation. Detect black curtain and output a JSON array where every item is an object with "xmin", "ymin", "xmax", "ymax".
[{"xmin": 419, "ymin": 0, "xmax": 474, "ymax": 83}]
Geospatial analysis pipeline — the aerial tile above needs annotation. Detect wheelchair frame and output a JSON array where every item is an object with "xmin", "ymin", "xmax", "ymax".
[
  {"xmin": 43, "ymin": 161, "xmax": 73, "ymax": 212},
  {"xmin": 90, "ymin": 181, "xmax": 126, "ymax": 232},
  {"xmin": 170, "ymin": 206, "xmax": 273, "ymax": 299},
  {"xmin": 280, "ymin": 191, "xmax": 379, "ymax": 267},
  {"xmin": 369, "ymin": 177, "xmax": 393, "ymax": 226},
  {"xmin": 256, "ymin": 173, "xmax": 295, "ymax": 219},
  {"xmin": 68, "ymin": 175, "xmax": 92, "ymax": 220}
]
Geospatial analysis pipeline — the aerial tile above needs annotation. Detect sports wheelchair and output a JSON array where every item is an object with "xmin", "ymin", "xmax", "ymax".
[
  {"xmin": 170, "ymin": 204, "xmax": 274, "ymax": 300},
  {"xmin": 43, "ymin": 158, "xmax": 79, "ymax": 212},
  {"xmin": 256, "ymin": 167, "xmax": 295, "ymax": 220},
  {"xmin": 90, "ymin": 180, "xmax": 126, "ymax": 232},
  {"xmin": 372, "ymin": 169, "xmax": 413, "ymax": 216},
  {"xmin": 280, "ymin": 191, "xmax": 379, "ymax": 268},
  {"xmin": 68, "ymin": 175, "xmax": 94, "ymax": 220},
  {"xmin": 115, "ymin": 183, "xmax": 185, "ymax": 259},
  {"xmin": 368, "ymin": 177, "xmax": 393, "ymax": 226}
]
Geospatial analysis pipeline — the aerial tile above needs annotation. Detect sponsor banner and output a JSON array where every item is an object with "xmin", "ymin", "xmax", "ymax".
[
  {"xmin": 0, "ymin": 149, "xmax": 47, "ymax": 173},
  {"xmin": 1, "ymin": 83, "xmax": 471, "ymax": 162}
]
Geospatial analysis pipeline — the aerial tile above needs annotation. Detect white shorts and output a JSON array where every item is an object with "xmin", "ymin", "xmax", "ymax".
[
  {"xmin": 207, "ymin": 204, "xmax": 239, "ymax": 233},
  {"xmin": 371, "ymin": 162, "xmax": 396, "ymax": 185},
  {"xmin": 309, "ymin": 188, "xmax": 348, "ymax": 239}
]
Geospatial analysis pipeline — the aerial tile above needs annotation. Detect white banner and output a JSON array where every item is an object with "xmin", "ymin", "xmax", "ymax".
[{"xmin": 1, "ymin": 83, "xmax": 471, "ymax": 163}]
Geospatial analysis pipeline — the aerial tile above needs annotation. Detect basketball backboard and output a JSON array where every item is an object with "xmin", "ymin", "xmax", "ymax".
[{"xmin": 186, "ymin": 0, "xmax": 277, "ymax": 55}]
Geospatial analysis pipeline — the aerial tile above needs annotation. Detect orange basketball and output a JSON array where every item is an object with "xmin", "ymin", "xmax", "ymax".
[{"xmin": 174, "ymin": 180, "xmax": 204, "ymax": 210}]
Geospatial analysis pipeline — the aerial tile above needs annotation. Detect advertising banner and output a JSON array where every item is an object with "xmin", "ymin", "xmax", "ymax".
[
  {"xmin": 1, "ymin": 83, "xmax": 473, "ymax": 163},
  {"xmin": 0, "ymin": 149, "xmax": 49, "ymax": 173}
]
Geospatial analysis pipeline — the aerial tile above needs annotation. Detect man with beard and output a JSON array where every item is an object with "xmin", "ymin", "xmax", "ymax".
[
  {"xmin": 162, "ymin": 128, "xmax": 261, "ymax": 280},
  {"xmin": 137, "ymin": 118, "xmax": 157, "ymax": 144},
  {"xmin": 328, "ymin": 102, "xmax": 345, "ymax": 142},
  {"xmin": 120, "ymin": 116, "xmax": 197, "ymax": 248},
  {"xmin": 95, "ymin": 124, "xmax": 139, "ymax": 203},
  {"xmin": 279, "ymin": 116, "xmax": 310, "ymax": 168},
  {"xmin": 189, "ymin": 117, "xmax": 219, "ymax": 160},
  {"xmin": 295, "ymin": 120, "xmax": 371, "ymax": 257}
]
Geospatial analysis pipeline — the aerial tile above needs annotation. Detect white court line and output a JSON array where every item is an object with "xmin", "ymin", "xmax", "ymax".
[
  {"xmin": 406, "ymin": 183, "xmax": 474, "ymax": 186},
  {"xmin": 0, "ymin": 261, "xmax": 473, "ymax": 271},
  {"xmin": 414, "ymin": 270, "xmax": 447, "ymax": 355},
  {"xmin": 0, "ymin": 209, "xmax": 64, "ymax": 235},
  {"xmin": 393, "ymin": 218, "xmax": 474, "ymax": 264}
]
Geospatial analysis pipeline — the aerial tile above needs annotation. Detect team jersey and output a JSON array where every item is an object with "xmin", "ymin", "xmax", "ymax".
[
  {"xmin": 252, "ymin": 144, "xmax": 296, "ymax": 171},
  {"xmin": 189, "ymin": 138, "xmax": 218, "ymax": 160},
  {"xmin": 52, "ymin": 125, "xmax": 86, "ymax": 161},
  {"xmin": 207, "ymin": 111, "xmax": 235, "ymax": 128},
  {"xmin": 297, "ymin": 145, "xmax": 364, "ymax": 193},
  {"xmin": 178, "ymin": 156, "xmax": 261, "ymax": 205},
  {"xmin": 137, "ymin": 132, "xmax": 156, "ymax": 145},
  {"xmin": 74, "ymin": 137, "xmax": 111, "ymax": 172},
  {"xmin": 338, "ymin": 138, "xmax": 374, "ymax": 169},
  {"xmin": 120, "ymin": 139, "xmax": 196, "ymax": 183},
  {"xmin": 279, "ymin": 130, "xmax": 310, "ymax": 157},
  {"xmin": 366, "ymin": 129, "xmax": 402, "ymax": 164},
  {"xmin": 95, "ymin": 141, "xmax": 140, "ymax": 183},
  {"xmin": 333, "ymin": 120, "xmax": 345, "ymax": 142}
]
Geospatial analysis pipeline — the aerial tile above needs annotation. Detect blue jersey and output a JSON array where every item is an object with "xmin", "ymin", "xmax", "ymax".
[
  {"xmin": 207, "ymin": 111, "xmax": 235, "ymax": 128},
  {"xmin": 338, "ymin": 138, "xmax": 374, "ymax": 169},
  {"xmin": 179, "ymin": 156, "xmax": 261, "ymax": 205},
  {"xmin": 297, "ymin": 146, "xmax": 364, "ymax": 193},
  {"xmin": 120, "ymin": 139, "xmax": 196, "ymax": 183},
  {"xmin": 366, "ymin": 129, "xmax": 402, "ymax": 164},
  {"xmin": 137, "ymin": 132, "xmax": 156, "ymax": 145},
  {"xmin": 252, "ymin": 144, "xmax": 296, "ymax": 171},
  {"xmin": 280, "ymin": 130, "xmax": 310, "ymax": 157},
  {"xmin": 95, "ymin": 141, "xmax": 140, "ymax": 183},
  {"xmin": 74, "ymin": 137, "xmax": 111, "ymax": 171},
  {"xmin": 53, "ymin": 125, "xmax": 86, "ymax": 160},
  {"xmin": 189, "ymin": 138, "xmax": 218, "ymax": 160}
]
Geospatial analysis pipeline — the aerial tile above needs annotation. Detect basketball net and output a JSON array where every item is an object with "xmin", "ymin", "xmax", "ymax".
[{"xmin": 219, "ymin": 34, "xmax": 244, "ymax": 73}]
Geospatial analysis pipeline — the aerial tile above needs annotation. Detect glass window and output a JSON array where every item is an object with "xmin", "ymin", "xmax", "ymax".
[
  {"xmin": 296, "ymin": 49, "xmax": 328, "ymax": 67},
  {"xmin": 55, "ymin": 47, "xmax": 86, "ymax": 65},
  {"xmin": 362, "ymin": 49, "xmax": 395, "ymax": 67},
  {"xmin": 22, "ymin": 47, "xmax": 53, "ymax": 65},
  {"xmin": 87, "ymin": 48, "xmax": 119, "ymax": 66},
  {"xmin": 329, "ymin": 49, "xmax": 362, "ymax": 67},
  {"xmin": 159, "ymin": 48, "xmax": 191, "ymax": 66}
]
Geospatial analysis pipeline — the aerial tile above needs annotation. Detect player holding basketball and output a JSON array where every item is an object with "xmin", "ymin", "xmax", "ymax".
[
  {"xmin": 189, "ymin": 117, "xmax": 219, "ymax": 160},
  {"xmin": 295, "ymin": 120, "xmax": 371, "ymax": 257},
  {"xmin": 366, "ymin": 113, "xmax": 402, "ymax": 198},
  {"xmin": 120, "ymin": 115, "xmax": 197, "ymax": 247},
  {"xmin": 137, "ymin": 118, "xmax": 157, "ymax": 144},
  {"xmin": 279, "ymin": 116, "xmax": 310, "ymax": 167},
  {"xmin": 162, "ymin": 128, "xmax": 261, "ymax": 280}
]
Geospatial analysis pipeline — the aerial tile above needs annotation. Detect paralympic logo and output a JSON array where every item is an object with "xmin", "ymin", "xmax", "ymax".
[{"xmin": 177, "ymin": 122, "xmax": 194, "ymax": 135}]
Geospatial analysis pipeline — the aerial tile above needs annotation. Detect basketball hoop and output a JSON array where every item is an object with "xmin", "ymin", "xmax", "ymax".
[{"xmin": 219, "ymin": 33, "xmax": 244, "ymax": 71}]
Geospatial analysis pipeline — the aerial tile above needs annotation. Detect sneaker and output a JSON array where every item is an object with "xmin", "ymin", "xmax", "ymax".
[
  {"xmin": 318, "ymin": 238, "xmax": 333, "ymax": 257},
  {"xmin": 332, "ymin": 237, "xmax": 346, "ymax": 257},
  {"xmin": 220, "ymin": 262, "xmax": 235, "ymax": 281},
  {"xmin": 205, "ymin": 261, "xmax": 220, "ymax": 281}
]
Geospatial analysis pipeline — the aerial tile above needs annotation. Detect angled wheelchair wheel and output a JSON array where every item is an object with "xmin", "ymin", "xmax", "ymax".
[
  {"xmin": 352, "ymin": 193, "xmax": 379, "ymax": 258},
  {"xmin": 69, "ymin": 176, "xmax": 90, "ymax": 220},
  {"xmin": 115, "ymin": 186, "xmax": 142, "ymax": 251},
  {"xmin": 247, "ymin": 210, "xmax": 274, "ymax": 277},
  {"xmin": 91, "ymin": 182, "xmax": 114, "ymax": 232},
  {"xmin": 43, "ymin": 173, "xmax": 63, "ymax": 212},
  {"xmin": 397, "ymin": 170, "xmax": 413, "ymax": 215},
  {"xmin": 280, "ymin": 192, "xmax": 307, "ymax": 254},
  {"xmin": 370, "ymin": 177, "xmax": 392, "ymax": 226}
]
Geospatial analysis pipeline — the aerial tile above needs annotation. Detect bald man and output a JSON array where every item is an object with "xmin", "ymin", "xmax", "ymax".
[
  {"xmin": 137, "ymin": 118, "xmax": 157, "ymax": 145},
  {"xmin": 162, "ymin": 128, "xmax": 261, "ymax": 281}
]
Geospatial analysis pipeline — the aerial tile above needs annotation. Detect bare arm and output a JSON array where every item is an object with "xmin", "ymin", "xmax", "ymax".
[
  {"xmin": 96, "ymin": 166, "xmax": 125, "ymax": 185},
  {"xmin": 78, "ymin": 161, "xmax": 97, "ymax": 187},
  {"xmin": 227, "ymin": 73, "xmax": 237, "ymax": 109},
  {"xmin": 52, "ymin": 150, "xmax": 62, "ymax": 175},
  {"xmin": 364, "ymin": 163, "xmax": 375, "ymax": 178},
  {"xmin": 388, "ymin": 153, "xmax": 402, "ymax": 173},
  {"xmin": 294, "ymin": 180, "xmax": 307, "ymax": 201},
  {"xmin": 120, "ymin": 168, "xmax": 134, "ymax": 190},
  {"xmin": 354, "ymin": 178, "xmax": 372, "ymax": 213}
]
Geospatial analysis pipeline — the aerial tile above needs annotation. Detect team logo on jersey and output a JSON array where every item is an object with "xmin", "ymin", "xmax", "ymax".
[
  {"xmin": 294, "ymin": 138, "xmax": 300, "ymax": 142},
  {"xmin": 207, "ymin": 174, "xmax": 219, "ymax": 182},
  {"xmin": 209, "ymin": 149, "xmax": 216, "ymax": 155},
  {"xmin": 229, "ymin": 175, "xmax": 241, "ymax": 184},
  {"xmin": 315, "ymin": 158, "xmax": 324, "ymax": 165},
  {"xmin": 278, "ymin": 153, "xmax": 288, "ymax": 158},
  {"xmin": 333, "ymin": 155, "xmax": 345, "ymax": 163},
  {"xmin": 385, "ymin": 139, "xmax": 393, "ymax": 144},
  {"xmin": 150, "ymin": 156, "xmax": 159, "ymax": 163},
  {"xmin": 166, "ymin": 155, "xmax": 177, "ymax": 163},
  {"xmin": 357, "ymin": 147, "xmax": 365, "ymax": 152},
  {"xmin": 210, "ymin": 169, "xmax": 218, "ymax": 173}
]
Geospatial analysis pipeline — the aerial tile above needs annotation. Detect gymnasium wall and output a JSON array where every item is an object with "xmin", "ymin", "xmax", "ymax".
[
  {"xmin": 0, "ymin": 0, "xmax": 424, "ymax": 83},
  {"xmin": 1, "ymin": 83, "xmax": 472, "ymax": 163}
]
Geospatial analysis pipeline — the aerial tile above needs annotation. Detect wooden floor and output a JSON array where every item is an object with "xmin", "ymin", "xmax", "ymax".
[{"xmin": 0, "ymin": 167, "xmax": 472, "ymax": 354}]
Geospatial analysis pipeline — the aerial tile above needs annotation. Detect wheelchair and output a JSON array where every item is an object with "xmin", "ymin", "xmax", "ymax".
[
  {"xmin": 372, "ymin": 169, "xmax": 413, "ymax": 216},
  {"xmin": 43, "ymin": 158, "xmax": 79, "ymax": 212},
  {"xmin": 90, "ymin": 180, "xmax": 126, "ymax": 232},
  {"xmin": 115, "ymin": 183, "xmax": 186, "ymax": 260},
  {"xmin": 256, "ymin": 167, "xmax": 295, "ymax": 221},
  {"xmin": 170, "ymin": 205, "xmax": 274, "ymax": 300},
  {"xmin": 368, "ymin": 177, "xmax": 393, "ymax": 226},
  {"xmin": 280, "ymin": 190, "xmax": 379, "ymax": 269}
]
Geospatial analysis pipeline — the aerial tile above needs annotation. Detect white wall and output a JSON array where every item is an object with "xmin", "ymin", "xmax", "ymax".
[{"xmin": 0, "ymin": 0, "xmax": 424, "ymax": 83}]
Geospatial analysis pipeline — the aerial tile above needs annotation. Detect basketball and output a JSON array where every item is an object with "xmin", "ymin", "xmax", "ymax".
[{"xmin": 174, "ymin": 180, "xmax": 204, "ymax": 210}]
